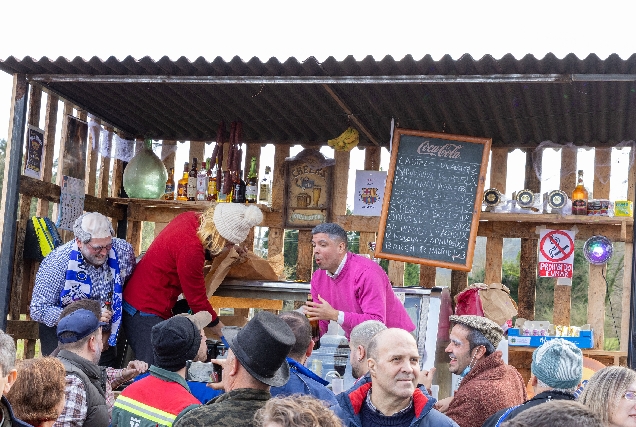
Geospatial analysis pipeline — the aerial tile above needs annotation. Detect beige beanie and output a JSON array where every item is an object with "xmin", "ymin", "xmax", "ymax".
[{"xmin": 213, "ymin": 204, "xmax": 263, "ymax": 244}]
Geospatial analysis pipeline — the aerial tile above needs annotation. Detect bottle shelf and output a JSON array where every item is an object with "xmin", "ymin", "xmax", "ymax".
[{"xmin": 479, "ymin": 212, "xmax": 633, "ymax": 225}]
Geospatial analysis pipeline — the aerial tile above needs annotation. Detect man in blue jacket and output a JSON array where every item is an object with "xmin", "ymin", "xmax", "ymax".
[
  {"xmin": 271, "ymin": 311, "xmax": 337, "ymax": 405},
  {"xmin": 332, "ymin": 328, "xmax": 457, "ymax": 427}
]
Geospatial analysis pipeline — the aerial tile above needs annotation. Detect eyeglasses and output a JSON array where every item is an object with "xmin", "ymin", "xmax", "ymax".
[
  {"xmin": 87, "ymin": 242, "xmax": 113, "ymax": 252},
  {"xmin": 624, "ymin": 391, "xmax": 636, "ymax": 401}
]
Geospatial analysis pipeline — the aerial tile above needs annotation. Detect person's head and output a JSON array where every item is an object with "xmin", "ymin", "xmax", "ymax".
[
  {"xmin": 7, "ymin": 357, "xmax": 66, "ymax": 427},
  {"xmin": 349, "ymin": 320, "xmax": 387, "ymax": 379},
  {"xmin": 531, "ymin": 338, "xmax": 582, "ymax": 393},
  {"xmin": 0, "ymin": 330, "xmax": 17, "ymax": 396},
  {"xmin": 367, "ymin": 328, "xmax": 420, "ymax": 405},
  {"xmin": 578, "ymin": 366, "xmax": 636, "ymax": 427},
  {"xmin": 221, "ymin": 311, "xmax": 295, "ymax": 391},
  {"xmin": 59, "ymin": 298, "xmax": 101, "ymax": 320},
  {"xmin": 73, "ymin": 212, "xmax": 115, "ymax": 267},
  {"xmin": 254, "ymin": 395, "xmax": 344, "ymax": 427},
  {"xmin": 57, "ymin": 308, "xmax": 107, "ymax": 364},
  {"xmin": 311, "ymin": 223, "xmax": 348, "ymax": 274},
  {"xmin": 501, "ymin": 400, "xmax": 603, "ymax": 427},
  {"xmin": 278, "ymin": 311, "xmax": 312, "ymax": 363},
  {"xmin": 199, "ymin": 204, "xmax": 263, "ymax": 254},
  {"xmin": 445, "ymin": 315, "xmax": 502, "ymax": 375},
  {"xmin": 151, "ymin": 311, "xmax": 212, "ymax": 372}
]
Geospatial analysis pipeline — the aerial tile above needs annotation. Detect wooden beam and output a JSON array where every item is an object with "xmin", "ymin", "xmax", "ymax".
[
  {"xmin": 126, "ymin": 220, "xmax": 143, "ymax": 255},
  {"xmin": 364, "ymin": 146, "xmax": 381, "ymax": 171},
  {"xmin": 98, "ymin": 127, "xmax": 113, "ymax": 199},
  {"xmin": 419, "ymin": 265, "xmax": 436, "ymax": 288},
  {"xmin": 450, "ymin": 270, "xmax": 468, "ymax": 304},
  {"xmin": 268, "ymin": 144, "xmax": 289, "ymax": 260},
  {"xmin": 358, "ymin": 232, "xmax": 376, "ymax": 257},
  {"xmin": 518, "ymin": 238, "xmax": 537, "ymax": 320},
  {"xmin": 161, "ymin": 140, "xmax": 177, "ymax": 172},
  {"xmin": 10, "ymin": 195, "xmax": 32, "ymax": 321},
  {"xmin": 296, "ymin": 230, "xmax": 313, "ymax": 282},
  {"xmin": 210, "ymin": 296, "xmax": 283, "ymax": 311},
  {"xmin": 594, "ymin": 147, "xmax": 612, "ymax": 199},
  {"xmin": 36, "ymin": 94, "xmax": 58, "ymax": 216},
  {"xmin": 6, "ymin": 320, "xmax": 39, "ymax": 340},
  {"xmin": 388, "ymin": 261, "xmax": 405, "ymax": 287},
  {"xmin": 560, "ymin": 145, "xmax": 577, "ymax": 196},
  {"xmin": 587, "ymin": 262, "xmax": 607, "ymax": 349},
  {"xmin": 553, "ymin": 285, "xmax": 571, "ymax": 326},
  {"xmin": 621, "ymin": 243, "xmax": 633, "ymax": 351},
  {"xmin": 27, "ymin": 85, "xmax": 42, "ymax": 126},
  {"xmin": 0, "ymin": 74, "xmax": 29, "ymax": 331},
  {"xmin": 484, "ymin": 237, "xmax": 503, "ymax": 284},
  {"xmin": 85, "ymin": 118, "xmax": 100, "ymax": 196},
  {"xmin": 321, "ymin": 84, "xmax": 380, "ymax": 146},
  {"xmin": 189, "ymin": 141, "xmax": 206, "ymax": 169},
  {"xmin": 490, "ymin": 147, "xmax": 508, "ymax": 193},
  {"xmin": 332, "ymin": 150, "xmax": 350, "ymax": 216}
]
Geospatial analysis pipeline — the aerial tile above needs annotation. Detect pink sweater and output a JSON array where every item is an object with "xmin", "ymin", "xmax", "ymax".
[{"xmin": 310, "ymin": 253, "xmax": 415, "ymax": 338}]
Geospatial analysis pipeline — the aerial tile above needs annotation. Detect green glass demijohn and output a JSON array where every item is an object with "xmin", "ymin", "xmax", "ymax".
[{"xmin": 122, "ymin": 139, "xmax": 168, "ymax": 199}]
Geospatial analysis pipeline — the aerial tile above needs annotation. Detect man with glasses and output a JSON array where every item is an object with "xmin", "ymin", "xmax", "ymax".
[{"xmin": 31, "ymin": 212, "xmax": 135, "ymax": 366}]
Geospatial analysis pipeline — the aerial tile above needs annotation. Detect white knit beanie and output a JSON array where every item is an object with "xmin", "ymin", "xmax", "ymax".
[
  {"xmin": 213, "ymin": 204, "xmax": 263, "ymax": 244},
  {"xmin": 532, "ymin": 338, "xmax": 583, "ymax": 389}
]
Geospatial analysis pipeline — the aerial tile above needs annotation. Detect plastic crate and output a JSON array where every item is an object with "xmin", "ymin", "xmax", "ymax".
[{"xmin": 508, "ymin": 328, "xmax": 593, "ymax": 349}]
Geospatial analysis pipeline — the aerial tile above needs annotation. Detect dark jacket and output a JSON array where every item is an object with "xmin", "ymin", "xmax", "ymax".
[
  {"xmin": 331, "ymin": 374, "xmax": 458, "ymax": 427},
  {"xmin": 481, "ymin": 390, "xmax": 575, "ymax": 427},
  {"xmin": 174, "ymin": 388, "xmax": 270, "ymax": 427},
  {"xmin": 57, "ymin": 349, "xmax": 109, "ymax": 427},
  {"xmin": 271, "ymin": 359, "xmax": 337, "ymax": 406},
  {"xmin": 0, "ymin": 396, "xmax": 32, "ymax": 427}
]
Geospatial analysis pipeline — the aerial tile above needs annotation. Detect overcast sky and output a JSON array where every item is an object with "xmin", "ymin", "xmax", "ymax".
[{"xmin": 1, "ymin": 0, "xmax": 636, "ymax": 203}]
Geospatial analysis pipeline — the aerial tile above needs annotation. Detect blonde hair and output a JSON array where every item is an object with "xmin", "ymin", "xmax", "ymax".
[
  {"xmin": 254, "ymin": 395, "xmax": 343, "ymax": 427},
  {"xmin": 578, "ymin": 366, "xmax": 636, "ymax": 424},
  {"xmin": 7, "ymin": 357, "xmax": 66, "ymax": 425},
  {"xmin": 197, "ymin": 206, "xmax": 227, "ymax": 255}
]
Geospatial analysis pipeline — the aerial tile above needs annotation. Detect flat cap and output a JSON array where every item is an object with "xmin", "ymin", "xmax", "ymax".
[{"xmin": 450, "ymin": 314, "xmax": 504, "ymax": 348}]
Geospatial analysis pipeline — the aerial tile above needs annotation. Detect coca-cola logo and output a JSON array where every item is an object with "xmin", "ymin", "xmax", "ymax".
[{"xmin": 417, "ymin": 141, "xmax": 462, "ymax": 159}]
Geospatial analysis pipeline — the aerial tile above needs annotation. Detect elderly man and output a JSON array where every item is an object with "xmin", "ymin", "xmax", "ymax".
[
  {"xmin": 175, "ymin": 311, "xmax": 295, "ymax": 427},
  {"xmin": 349, "ymin": 320, "xmax": 387, "ymax": 380},
  {"xmin": 31, "ymin": 212, "xmax": 135, "ymax": 364},
  {"xmin": 304, "ymin": 223, "xmax": 414, "ymax": 339},
  {"xmin": 271, "ymin": 311, "xmax": 337, "ymax": 405},
  {"xmin": 55, "ymin": 308, "xmax": 111, "ymax": 427},
  {"xmin": 333, "ymin": 328, "xmax": 457, "ymax": 427},
  {"xmin": 112, "ymin": 312, "xmax": 211, "ymax": 427},
  {"xmin": 483, "ymin": 338, "xmax": 583, "ymax": 427},
  {"xmin": 436, "ymin": 315, "xmax": 526, "ymax": 427},
  {"xmin": 0, "ymin": 331, "xmax": 31, "ymax": 427}
]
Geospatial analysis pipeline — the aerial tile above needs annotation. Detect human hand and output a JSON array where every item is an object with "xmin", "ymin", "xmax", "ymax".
[
  {"xmin": 100, "ymin": 309, "xmax": 113, "ymax": 323},
  {"xmin": 419, "ymin": 367, "xmax": 436, "ymax": 390},
  {"xmin": 434, "ymin": 396, "xmax": 453, "ymax": 413},
  {"xmin": 206, "ymin": 358, "xmax": 227, "ymax": 390},
  {"xmin": 209, "ymin": 319, "xmax": 225, "ymax": 338},
  {"xmin": 303, "ymin": 295, "xmax": 339, "ymax": 322}
]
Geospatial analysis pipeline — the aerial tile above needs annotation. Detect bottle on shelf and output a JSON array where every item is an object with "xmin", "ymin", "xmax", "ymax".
[
  {"xmin": 246, "ymin": 157, "xmax": 258, "ymax": 203},
  {"xmin": 259, "ymin": 166, "xmax": 272, "ymax": 206},
  {"xmin": 232, "ymin": 170, "xmax": 247, "ymax": 203},
  {"xmin": 217, "ymin": 172, "xmax": 231, "ymax": 203},
  {"xmin": 306, "ymin": 295, "xmax": 321, "ymax": 350},
  {"xmin": 176, "ymin": 162, "xmax": 189, "ymax": 201},
  {"xmin": 164, "ymin": 167, "xmax": 175, "ymax": 200},
  {"xmin": 207, "ymin": 157, "xmax": 217, "ymax": 201},
  {"xmin": 187, "ymin": 158, "xmax": 198, "ymax": 201},
  {"xmin": 572, "ymin": 169, "xmax": 589, "ymax": 215},
  {"xmin": 197, "ymin": 159, "xmax": 209, "ymax": 201}
]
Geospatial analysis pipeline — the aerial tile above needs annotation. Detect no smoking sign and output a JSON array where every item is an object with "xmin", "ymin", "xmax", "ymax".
[{"xmin": 539, "ymin": 229, "xmax": 575, "ymax": 278}]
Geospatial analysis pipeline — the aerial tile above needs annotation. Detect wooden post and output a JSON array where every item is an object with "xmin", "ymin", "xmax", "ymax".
[
  {"xmin": 189, "ymin": 141, "xmax": 206, "ymax": 168},
  {"xmin": 267, "ymin": 144, "xmax": 289, "ymax": 259},
  {"xmin": 588, "ymin": 147, "xmax": 612, "ymax": 348},
  {"xmin": 359, "ymin": 147, "xmax": 380, "ymax": 258},
  {"xmin": 331, "ymin": 150, "xmax": 350, "ymax": 216},
  {"xmin": 554, "ymin": 145, "xmax": 578, "ymax": 326},
  {"xmin": 451, "ymin": 270, "xmax": 468, "ymax": 304},
  {"xmin": 622, "ymin": 153, "xmax": 636, "ymax": 352},
  {"xmin": 154, "ymin": 140, "xmax": 178, "ymax": 238},
  {"xmin": 419, "ymin": 266, "xmax": 436, "ymax": 289},
  {"xmin": 388, "ymin": 261, "xmax": 405, "ymax": 287},
  {"xmin": 517, "ymin": 148, "xmax": 541, "ymax": 320},
  {"xmin": 0, "ymin": 74, "xmax": 29, "ymax": 331},
  {"xmin": 484, "ymin": 147, "xmax": 508, "ymax": 285},
  {"xmin": 85, "ymin": 118, "xmax": 100, "ymax": 196},
  {"xmin": 296, "ymin": 230, "xmax": 313, "ymax": 282},
  {"xmin": 98, "ymin": 127, "xmax": 113, "ymax": 199},
  {"xmin": 36, "ymin": 94, "xmax": 58, "ymax": 216}
]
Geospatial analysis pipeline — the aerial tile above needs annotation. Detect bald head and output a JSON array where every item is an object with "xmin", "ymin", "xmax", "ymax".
[{"xmin": 367, "ymin": 328, "xmax": 417, "ymax": 361}]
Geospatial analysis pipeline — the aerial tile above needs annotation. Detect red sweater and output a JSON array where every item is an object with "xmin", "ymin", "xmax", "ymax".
[{"xmin": 123, "ymin": 211, "xmax": 218, "ymax": 321}]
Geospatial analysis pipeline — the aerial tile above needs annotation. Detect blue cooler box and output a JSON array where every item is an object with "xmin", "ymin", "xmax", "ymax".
[{"xmin": 508, "ymin": 328, "xmax": 593, "ymax": 349}]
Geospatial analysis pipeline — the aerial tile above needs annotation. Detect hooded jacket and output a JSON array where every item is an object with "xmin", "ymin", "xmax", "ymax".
[{"xmin": 331, "ymin": 375, "xmax": 458, "ymax": 427}]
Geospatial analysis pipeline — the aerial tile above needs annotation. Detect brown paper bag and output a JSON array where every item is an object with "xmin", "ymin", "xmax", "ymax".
[
  {"xmin": 204, "ymin": 248, "xmax": 242, "ymax": 298},
  {"xmin": 478, "ymin": 283, "xmax": 518, "ymax": 326}
]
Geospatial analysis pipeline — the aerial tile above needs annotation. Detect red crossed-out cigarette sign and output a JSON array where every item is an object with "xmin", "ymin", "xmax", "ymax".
[{"xmin": 538, "ymin": 229, "xmax": 575, "ymax": 278}]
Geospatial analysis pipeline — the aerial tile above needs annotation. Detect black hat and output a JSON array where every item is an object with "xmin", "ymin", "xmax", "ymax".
[
  {"xmin": 223, "ymin": 311, "xmax": 295, "ymax": 387},
  {"xmin": 151, "ymin": 311, "xmax": 212, "ymax": 371},
  {"xmin": 57, "ymin": 309, "xmax": 108, "ymax": 343}
]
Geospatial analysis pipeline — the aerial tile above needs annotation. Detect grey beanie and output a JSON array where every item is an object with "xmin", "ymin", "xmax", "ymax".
[{"xmin": 531, "ymin": 338, "xmax": 583, "ymax": 389}]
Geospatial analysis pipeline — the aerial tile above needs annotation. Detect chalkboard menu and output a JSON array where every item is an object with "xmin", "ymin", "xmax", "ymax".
[{"xmin": 375, "ymin": 129, "xmax": 491, "ymax": 271}]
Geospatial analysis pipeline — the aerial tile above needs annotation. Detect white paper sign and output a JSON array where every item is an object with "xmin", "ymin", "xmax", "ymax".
[{"xmin": 353, "ymin": 170, "xmax": 387, "ymax": 216}]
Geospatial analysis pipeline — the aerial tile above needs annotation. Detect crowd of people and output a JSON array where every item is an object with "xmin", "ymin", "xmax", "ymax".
[{"xmin": 2, "ymin": 209, "xmax": 633, "ymax": 426}]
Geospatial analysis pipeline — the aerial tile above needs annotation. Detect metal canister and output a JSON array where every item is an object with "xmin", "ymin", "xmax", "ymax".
[
  {"xmin": 547, "ymin": 190, "xmax": 567, "ymax": 210},
  {"xmin": 515, "ymin": 189, "xmax": 535, "ymax": 209},
  {"xmin": 484, "ymin": 188, "xmax": 503, "ymax": 207}
]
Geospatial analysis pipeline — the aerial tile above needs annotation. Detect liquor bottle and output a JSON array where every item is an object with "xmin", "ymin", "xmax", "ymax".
[
  {"xmin": 246, "ymin": 157, "xmax": 258, "ymax": 203},
  {"xmin": 259, "ymin": 166, "xmax": 271, "ymax": 206},
  {"xmin": 217, "ymin": 172, "xmax": 230, "ymax": 203},
  {"xmin": 306, "ymin": 295, "xmax": 321, "ymax": 350},
  {"xmin": 197, "ymin": 159, "xmax": 209, "ymax": 201},
  {"xmin": 207, "ymin": 157, "xmax": 217, "ymax": 201},
  {"xmin": 572, "ymin": 169, "xmax": 589, "ymax": 215},
  {"xmin": 187, "ymin": 158, "xmax": 198, "ymax": 201},
  {"xmin": 163, "ymin": 167, "xmax": 175, "ymax": 200},
  {"xmin": 176, "ymin": 162, "xmax": 189, "ymax": 201},
  {"xmin": 232, "ymin": 170, "xmax": 247, "ymax": 203}
]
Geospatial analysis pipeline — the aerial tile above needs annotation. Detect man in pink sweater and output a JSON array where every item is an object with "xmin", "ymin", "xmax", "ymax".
[{"xmin": 304, "ymin": 223, "xmax": 415, "ymax": 340}]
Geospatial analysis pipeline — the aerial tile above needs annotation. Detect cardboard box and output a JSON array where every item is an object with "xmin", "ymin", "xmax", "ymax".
[{"xmin": 508, "ymin": 328, "xmax": 593, "ymax": 349}]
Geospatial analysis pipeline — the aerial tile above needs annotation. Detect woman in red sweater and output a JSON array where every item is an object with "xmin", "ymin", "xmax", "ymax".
[{"xmin": 123, "ymin": 203, "xmax": 263, "ymax": 364}]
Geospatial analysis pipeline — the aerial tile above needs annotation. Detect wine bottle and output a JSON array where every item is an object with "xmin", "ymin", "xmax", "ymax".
[
  {"xmin": 246, "ymin": 157, "xmax": 258, "ymax": 203},
  {"xmin": 177, "ymin": 162, "xmax": 189, "ymax": 201},
  {"xmin": 187, "ymin": 158, "xmax": 198, "ymax": 201}
]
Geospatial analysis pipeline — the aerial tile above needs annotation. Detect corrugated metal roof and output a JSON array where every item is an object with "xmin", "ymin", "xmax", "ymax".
[{"xmin": 2, "ymin": 54, "xmax": 636, "ymax": 146}]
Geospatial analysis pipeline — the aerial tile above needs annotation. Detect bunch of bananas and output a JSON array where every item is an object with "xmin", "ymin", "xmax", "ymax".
[{"xmin": 328, "ymin": 127, "xmax": 360, "ymax": 152}]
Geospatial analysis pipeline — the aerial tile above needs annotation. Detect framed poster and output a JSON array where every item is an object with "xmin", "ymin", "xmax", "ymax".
[{"xmin": 283, "ymin": 149, "xmax": 334, "ymax": 229}]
